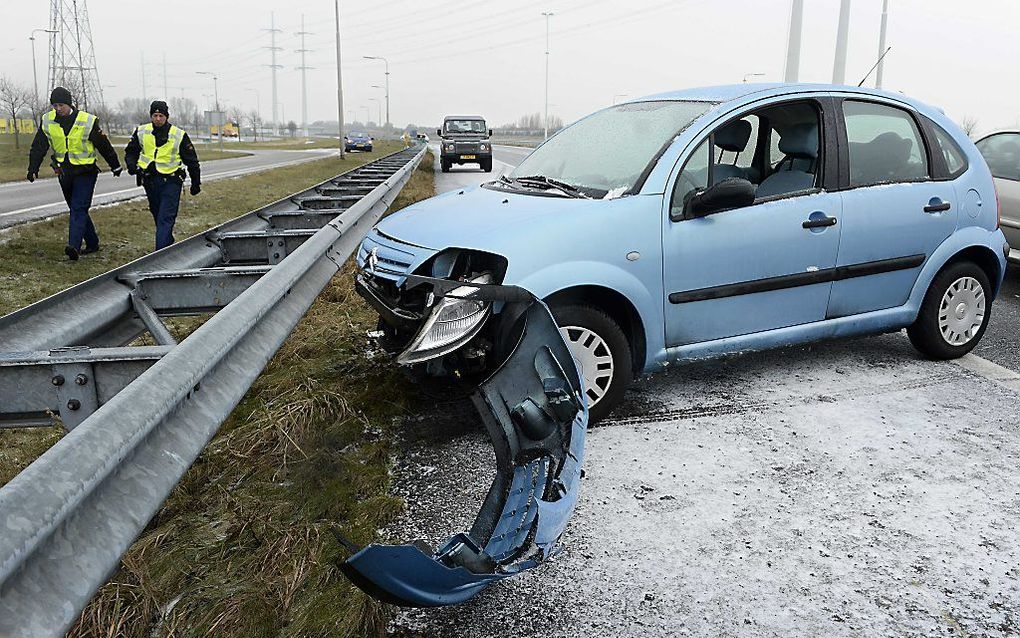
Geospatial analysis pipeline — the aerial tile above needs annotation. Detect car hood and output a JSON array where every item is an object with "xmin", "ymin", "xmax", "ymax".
[{"xmin": 375, "ymin": 184, "xmax": 589, "ymax": 251}]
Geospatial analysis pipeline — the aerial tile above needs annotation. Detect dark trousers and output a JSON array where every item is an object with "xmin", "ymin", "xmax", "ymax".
[
  {"xmin": 142, "ymin": 173, "xmax": 183, "ymax": 251},
  {"xmin": 59, "ymin": 172, "xmax": 99, "ymax": 251}
]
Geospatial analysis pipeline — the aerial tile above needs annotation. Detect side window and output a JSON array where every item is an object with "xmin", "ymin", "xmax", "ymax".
[
  {"xmin": 926, "ymin": 120, "xmax": 967, "ymax": 177},
  {"xmin": 976, "ymin": 133, "xmax": 1020, "ymax": 181},
  {"xmin": 670, "ymin": 138, "xmax": 710, "ymax": 216},
  {"xmin": 844, "ymin": 100, "xmax": 929, "ymax": 187}
]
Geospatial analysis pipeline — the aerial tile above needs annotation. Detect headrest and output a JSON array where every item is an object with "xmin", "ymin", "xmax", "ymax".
[
  {"xmin": 778, "ymin": 123, "xmax": 819, "ymax": 159},
  {"xmin": 714, "ymin": 120, "xmax": 752, "ymax": 152}
]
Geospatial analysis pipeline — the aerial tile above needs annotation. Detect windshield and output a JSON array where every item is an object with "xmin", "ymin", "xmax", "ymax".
[
  {"xmin": 350, "ymin": 132, "xmax": 367, "ymax": 138},
  {"xmin": 509, "ymin": 100, "xmax": 713, "ymax": 197},
  {"xmin": 445, "ymin": 119, "xmax": 487, "ymax": 134}
]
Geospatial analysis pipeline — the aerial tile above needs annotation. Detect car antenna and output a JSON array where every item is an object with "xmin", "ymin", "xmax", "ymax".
[{"xmin": 858, "ymin": 46, "xmax": 893, "ymax": 87}]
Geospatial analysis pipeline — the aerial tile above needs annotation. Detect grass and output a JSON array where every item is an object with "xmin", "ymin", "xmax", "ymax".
[
  {"xmin": 67, "ymin": 152, "xmax": 435, "ymax": 637},
  {"xmin": 0, "ymin": 147, "xmax": 436, "ymax": 636}
]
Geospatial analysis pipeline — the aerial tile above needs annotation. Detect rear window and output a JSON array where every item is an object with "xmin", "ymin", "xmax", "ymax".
[
  {"xmin": 925, "ymin": 119, "xmax": 967, "ymax": 178},
  {"xmin": 844, "ymin": 100, "xmax": 929, "ymax": 187},
  {"xmin": 976, "ymin": 132, "xmax": 1020, "ymax": 181}
]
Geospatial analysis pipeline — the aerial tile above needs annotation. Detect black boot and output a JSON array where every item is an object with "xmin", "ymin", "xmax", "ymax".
[{"xmin": 64, "ymin": 245, "xmax": 79, "ymax": 261}]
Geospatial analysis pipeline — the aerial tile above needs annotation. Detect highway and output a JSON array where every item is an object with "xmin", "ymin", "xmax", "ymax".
[
  {"xmin": 0, "ymin": 147, "xmax": 336, "ymax": 230},
  {"xmin": 429, "ymin": 143, "xmax": 532, "ymax": 191}
]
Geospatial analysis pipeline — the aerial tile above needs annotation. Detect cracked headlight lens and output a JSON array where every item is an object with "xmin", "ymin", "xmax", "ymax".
[{"xmin": 398, "ymin": 273, "xmax": 493, "ymax": 364}]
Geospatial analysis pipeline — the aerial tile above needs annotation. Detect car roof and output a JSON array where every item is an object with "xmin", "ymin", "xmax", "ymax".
[
  {"xmin": 629, "ymin": 82, "xmax": 936, "ymax": 113},
  {"xmin": 444, "ymin": 115, "xmax": 486, "ymax": 120}
]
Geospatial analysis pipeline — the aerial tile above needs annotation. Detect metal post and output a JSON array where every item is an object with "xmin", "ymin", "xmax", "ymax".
[
  {"xmin": 162, "ymin": 52, "xmax": 168, "ymax": 98},
  {"xmin": 832, "ymin": 0, "xmax": 852, "ymax": 84},
  {"xmin": 876, "ymin": 0, "xmax": 889, "ymax": 89},
  {"xmin": 335, "ymin": 0, "xmax": 345, "ymax": 159},
  {"xmin": 296, "ymin": 15, "xmax": 313, "ymax": 136},
  {"xmin": 363, "ymin": 56, "xmax": 390, "ymax": 128},
  {"xmin": 542, "ymin": 11, "xmax": 553, "ymax": 140},
  {"xmin": 141, "ymin": 51, "xmax": 146, "ymax": 101},
  {"xmin": 264, "ymin": 12, "xmax": 283, "ymax": 134},
  {"xmin": 30, "ymin": 30, "xmax": 57, "ymax": 114},
  {"xmin": 784, "ymin": 0, "xmax": 803, "ymax": 82}
]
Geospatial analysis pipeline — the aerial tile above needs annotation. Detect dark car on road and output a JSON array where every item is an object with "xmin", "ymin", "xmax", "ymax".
[
  {"xmin": 344, "ymin": 131, "xmax": 373, "ymax": 153},
  {"xmin": 438, "ymin": 115, "xmax": 493, "ymax": 173}
]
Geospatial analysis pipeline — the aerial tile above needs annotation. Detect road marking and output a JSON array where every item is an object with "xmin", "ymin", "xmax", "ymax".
[{"xmin": 954, "ymin": 353, "xmax": 1020, "ymax": 393}]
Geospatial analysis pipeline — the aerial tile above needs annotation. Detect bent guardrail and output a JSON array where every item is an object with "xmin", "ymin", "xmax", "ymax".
[{"xmin": 0, "ymin": 144, "xmax": 427, "ymax": 637}]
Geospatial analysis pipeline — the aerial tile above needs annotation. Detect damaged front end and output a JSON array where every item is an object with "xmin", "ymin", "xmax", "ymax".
[{"xmin": 342, "ymin": 275, "xmax": 588, "ymax": 607}]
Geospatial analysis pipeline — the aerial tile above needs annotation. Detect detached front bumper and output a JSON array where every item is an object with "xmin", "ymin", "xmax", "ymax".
[{"xmin": 342, "ymin": 278, "xmax": 589, "ymax": 607}]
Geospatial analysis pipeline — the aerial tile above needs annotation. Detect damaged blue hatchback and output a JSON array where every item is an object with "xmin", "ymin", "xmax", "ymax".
[{"xmin": 346, "ymin": 83, "xmax": 1009, "ymax": 606}]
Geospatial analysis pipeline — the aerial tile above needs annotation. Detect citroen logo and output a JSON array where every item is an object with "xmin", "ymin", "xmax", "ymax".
[{"xmin": 367, "ymin": 247, "xmax": 379, "ymax": 274}]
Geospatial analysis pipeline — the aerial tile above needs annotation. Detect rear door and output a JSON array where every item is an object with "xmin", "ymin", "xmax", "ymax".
[{"xmin": 826, "ymin": 99, "xmax": 959, "ymax": 318}]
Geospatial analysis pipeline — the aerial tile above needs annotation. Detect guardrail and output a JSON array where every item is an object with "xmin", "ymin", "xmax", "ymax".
[{"xmin": 0, "ymin": 144, "xmax": 427, "ymax": 637}]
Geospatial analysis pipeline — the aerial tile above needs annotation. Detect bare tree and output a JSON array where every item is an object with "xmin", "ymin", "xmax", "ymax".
[
  {"xmin": 960, "ymin": 116, "xmax": 979, "ymax": 138},
  {"xmin": 287, "ymin": 120, "xmax": 297, "ymax": 137},
  {"xmin": 0, "ymin": 76, "xmax": 34, "ymax": 150}
]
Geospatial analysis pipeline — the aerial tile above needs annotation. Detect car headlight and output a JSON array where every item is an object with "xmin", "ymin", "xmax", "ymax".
[
  {"xmin": 398, "ymin": 273, "xmax": 493, "ymax": 364},
  {"xmin": 479, "ymin": 143, "xmax": 489, "ymax": 151},
  {"xmin": 445, "ymin": 144, "xmax": 455, "ymax": 151}
]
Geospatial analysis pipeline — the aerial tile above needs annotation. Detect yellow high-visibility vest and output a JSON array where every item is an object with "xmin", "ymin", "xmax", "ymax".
[
  {"xmin": 41, "ymin": 109, "xmax": 97, "ymax": 165},
  {"xmin": 137, "ymin": 123, "xmax": 185, "ymax": 174}
]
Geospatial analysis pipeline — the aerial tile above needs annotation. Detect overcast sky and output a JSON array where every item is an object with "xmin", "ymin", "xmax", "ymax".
[{"xmin": 4, "ymin": 0, "xmax": 1019, "ymax": 133}]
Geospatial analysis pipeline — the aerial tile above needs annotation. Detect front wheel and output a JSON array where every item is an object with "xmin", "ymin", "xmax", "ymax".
[
  {"xmin": 481, "ymin": 159, "xmax": 492, "ymax": 172},
  {"xmin": 440, "ymin": 158, "xmax": 451, "ymax": 173},
  {"xmin": 550, "ymin": 304, "xmax": 633, "ymax": 422},
  {"xmin": 907, "ymin": 261, "xmax": 992, "ymax": 359}
]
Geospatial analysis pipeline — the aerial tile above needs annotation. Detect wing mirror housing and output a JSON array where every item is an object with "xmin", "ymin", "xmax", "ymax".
[
  {"xmin": 488, "ymin": 129, "xmax": 493, "ymax": 137},
  {"xmin": 437, "ymin": 128, "xmax": 442, "ymax": 137},
  {"xmin": 679, "ymin": 178, "xmax": 756, "ymax": 221}
]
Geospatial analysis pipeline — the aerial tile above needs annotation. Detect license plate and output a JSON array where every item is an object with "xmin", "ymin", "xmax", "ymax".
[{"xmin": 461, "ymin": 154, "xmax": 476, "ymax": 160}]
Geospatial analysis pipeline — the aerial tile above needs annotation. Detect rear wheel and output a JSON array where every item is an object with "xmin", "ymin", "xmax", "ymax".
[
  {"xmin": 907, "ymin": 260, "xmax": 991, "ymax": 359},
  {"xmin": 550, "ymin": 304, "xmax": 633, "ymax": 422},
  {"xmin": 440, "ymin": 158, "xmax": 451, "ymax": 173}
]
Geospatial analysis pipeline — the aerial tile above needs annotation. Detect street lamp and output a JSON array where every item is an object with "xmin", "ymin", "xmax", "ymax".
[
  {"xmin": 29, "ymin": 28, "xmax": 58, "ymax": 113},
  {"xmin": 542, "ymin": 12, "xmax": 554, "ymax": 140},
  {"xmin": 361, "ymin": 105, "xmax": 370, "ymax": 124},
  {"xmin": 198, "ymin": 71, "xmax": 223, "ymax": 151},
  {"xmin": 369, "ymin": 97, "xmax": 381, "ymax": 127},
  {"xmin": 363, "ymin": 55, "xmax": 389, "ymax": 127},
  {"xmin": 244, "ymin": 88, "xmax": 261, "ymax": 142}
]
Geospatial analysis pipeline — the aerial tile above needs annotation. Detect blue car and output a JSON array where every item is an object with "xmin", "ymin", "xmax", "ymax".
[
  {"xmin": 356, "ymin": 84, "xmax": 1009, "ymax": 421},
  {"xmin": 344, "ymin": 131, "xmax": 373, "ymax": 152}
]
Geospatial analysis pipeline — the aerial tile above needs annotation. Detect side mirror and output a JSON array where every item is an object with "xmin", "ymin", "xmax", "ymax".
[
  {"xmin": 685, "ymin": 178, "xmax": 756, "ymax": 219},
  {"xmin": 437, "ymin": 128, "xmax": 442, "ymax": 136},
  {"xmin": 488, "ymin": 129, "xmax": 493, "ymax": 137}
]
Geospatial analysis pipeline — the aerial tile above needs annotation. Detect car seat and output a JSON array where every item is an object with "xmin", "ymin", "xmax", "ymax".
[{"xmin": 757, "ymin": 122, "xmax": 818, "ymax": 198}]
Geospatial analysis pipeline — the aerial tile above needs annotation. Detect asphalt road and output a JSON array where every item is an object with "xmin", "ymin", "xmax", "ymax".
[
  {"xmin": 0, "ymin": 147, "xmax": 335, "ymax": 229},
  {"xmin": 428, "ymin": 143, "xmax": 531, "ymax": 191},
  {"xmin": 390, "ymin": 151, "xmax": 1020, "ymax": 636}
]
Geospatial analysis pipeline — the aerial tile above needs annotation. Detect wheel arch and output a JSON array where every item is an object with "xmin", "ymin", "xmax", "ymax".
[
  {"xmin": 544, "ymin": 285, "xmax": 647, "ymax": 375},
  {"xmin": 936, "ymin": 245, "xmax": 1002, "ymax": 300}
]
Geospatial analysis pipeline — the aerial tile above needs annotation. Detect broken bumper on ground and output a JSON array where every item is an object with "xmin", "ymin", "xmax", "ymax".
[{"xmin": 342, "ymin": 277, "xmax": 588, "ymax": 607}]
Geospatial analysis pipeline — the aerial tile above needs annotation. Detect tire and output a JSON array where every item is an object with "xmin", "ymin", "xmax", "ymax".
[
  {"xmin": 441, "ymin": 158, "xmax": 451, "ymax": 173},
  {"xmin": 907, "ymin": 260, "xmax": 992, "ymax": 359},
  {"xmin": 481, "ymin": 159, "xmax": 493, "ymax": 172},
  {"xmin": 550, "ymin": 304, "xmax": 633, "ymax": 422}
]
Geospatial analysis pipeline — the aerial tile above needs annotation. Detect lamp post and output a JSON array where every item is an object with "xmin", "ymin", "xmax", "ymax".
[
  {"xmin": 363, "ymin": 55, "xmax": 389, "ymax": 128},
  {"xmin": 244, "ymin": 88, "xmax": 261, "ymax": 142},
  {"xmin": 542, "ymin": 11, "xmax": 554, "ymax": 140},
  {"xmin": 197, "ymin": 71, "xmax": 223, "ymax": 152},
  {"xmin": 369, "ymin": 98, "xmax": 381, "ymax": 127},
  {"xmin": 29, "ymin": 28, "xmax": 58, "ymax": 116},
  {"xmin": 335, "ymin": 0, "xmax": 345, "ymax": 159}
]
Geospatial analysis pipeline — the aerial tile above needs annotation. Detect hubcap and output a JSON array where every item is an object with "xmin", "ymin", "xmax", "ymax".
[
  {"xmin": 558, "ymin": 325, "xmax": 614, "ymax": 407},
  {"xmin": 938, "ymin": 276, "xmax": 985, "ymax": 346}
]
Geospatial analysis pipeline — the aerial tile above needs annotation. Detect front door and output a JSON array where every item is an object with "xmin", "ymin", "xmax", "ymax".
[{"xmin": 662, "ymin": 98, "xmax": 842, "ymax": 347}]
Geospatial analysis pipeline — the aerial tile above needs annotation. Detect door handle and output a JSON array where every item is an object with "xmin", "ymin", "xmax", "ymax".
[
  {"xmin": 923, "ymin": 200, "xmax": 951, "ymax": 213},
  {"xmin": 802, "ymin": 216, "xmax": 837, "ymax": 229}
]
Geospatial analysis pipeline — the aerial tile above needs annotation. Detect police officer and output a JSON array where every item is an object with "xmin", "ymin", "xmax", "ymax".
[
  {"xmin": 26, "ymin": 86, "xmax": 123, "ymax": 260},
  {"xmin": 124, "ymin": 100, "xmax": 201, "ymax": 251}
]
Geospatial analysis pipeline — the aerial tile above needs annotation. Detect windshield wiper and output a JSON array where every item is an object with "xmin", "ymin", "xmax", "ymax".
[{"xmin": 511, "ymin": 175, "xmax": 591, "ymax": 199}]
